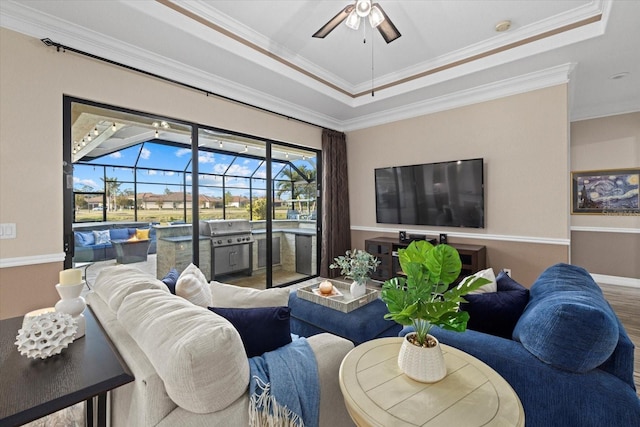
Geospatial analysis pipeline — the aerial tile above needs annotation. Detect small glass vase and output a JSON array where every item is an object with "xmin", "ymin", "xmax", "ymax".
[
  {"xmin": 55, "ymin": 282, "xmax": 86, "ymax": 339},
  {"xmin": 350, "ymin": 279, "xmax": 367, "ymax": 298}
]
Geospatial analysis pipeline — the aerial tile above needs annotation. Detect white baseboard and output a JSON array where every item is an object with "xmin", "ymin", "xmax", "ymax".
[{"xmin": 591, "ymin": 273, "xmax": 640, "ymax": 289}]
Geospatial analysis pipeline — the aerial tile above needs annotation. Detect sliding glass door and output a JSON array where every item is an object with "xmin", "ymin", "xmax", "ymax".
[{"xmin": 63, "ymin": 97, "xmax": 320, "ymax": 289}]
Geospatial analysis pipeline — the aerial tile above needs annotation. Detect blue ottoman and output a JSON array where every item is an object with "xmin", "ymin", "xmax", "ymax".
[{"xmin": 288, "ymin": 291, "xmax": 402, "ymax": 345}]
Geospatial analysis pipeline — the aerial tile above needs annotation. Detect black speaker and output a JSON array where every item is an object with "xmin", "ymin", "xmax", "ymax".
[
  {"xmin": 439, "ymin": 233, "xmax": 447, "ymax": 244},
  {"xmin": 399, "ymin": 231, "xmax": 407, "ymax": 242}
]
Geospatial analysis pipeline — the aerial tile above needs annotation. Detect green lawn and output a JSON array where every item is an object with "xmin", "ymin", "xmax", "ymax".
[{"xmin": 75, "ymin": 207, "xmax": 292, "ymax": 223}]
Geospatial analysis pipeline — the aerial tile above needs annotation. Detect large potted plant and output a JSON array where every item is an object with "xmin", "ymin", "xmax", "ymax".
[
  {"xmin": 380, "ymin": 240, "xmax": 489, "ymax": 382},
  {"xmin": 330, "ymin": 249, "xmax": 381, "ymax": 298}
]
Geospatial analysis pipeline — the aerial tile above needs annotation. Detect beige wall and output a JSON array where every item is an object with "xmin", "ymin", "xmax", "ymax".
[
  {"xmin": 346, "ymin": 85, "xmax": 571, "ymax": 285},
  {"xmin": 0, "ymin": 28, "xmax": 321, "ymax": 318},
  {"xmin": 570, "ymin": 112, "xmax": 640, "ymax": 280}
]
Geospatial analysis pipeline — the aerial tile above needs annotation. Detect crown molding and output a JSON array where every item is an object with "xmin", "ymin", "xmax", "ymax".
[{"xmin": 342, "ymin": 63, "xmax": 575, "ymax": 131}]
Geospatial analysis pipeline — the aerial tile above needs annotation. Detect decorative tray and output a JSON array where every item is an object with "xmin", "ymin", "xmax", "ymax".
[{"xmin": 296, "ymin": 279, "xmax": 379, "ymax": 313}]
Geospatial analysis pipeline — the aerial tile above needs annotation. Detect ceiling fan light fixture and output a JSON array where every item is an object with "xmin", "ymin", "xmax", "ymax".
[
  {"xmin": 369, "ymin": 5, "xmax": 385, "ymax": 27},
  {"xmin": 355, "ymin": 0, "xmax": 372, "ymax": 17},
  {"xmin": 345, "ymin": 10, "xmax": 360, "ymax": 30}
]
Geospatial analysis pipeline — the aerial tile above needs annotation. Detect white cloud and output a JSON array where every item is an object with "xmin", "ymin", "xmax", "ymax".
[
  {"xmin": 140, "ymin": 147, "xmax": 151, "ymax": 159},
  {"xmin": 176, "ymin": 148, "xmax": 191, "ymax": 157},
  {"xmin": 109, "ymin": 152, "xmax": 122, "ymax": 159},
  {"xmin": 73, "ymin": 177, "xmax": 98, "ymax": 188}
]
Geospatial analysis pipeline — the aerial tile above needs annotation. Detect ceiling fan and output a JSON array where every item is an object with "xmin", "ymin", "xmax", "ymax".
[{"xmin": 313, "ymin": 0, "xmax": 401, "ymax": 44}]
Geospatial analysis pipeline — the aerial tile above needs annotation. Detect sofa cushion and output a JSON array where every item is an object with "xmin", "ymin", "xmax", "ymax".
[
  {"xmin": 466, "ymin": 267, "xmax": 497, "ymax": 294},
  {"xmin": 461, "ymin": 271, "xmax": 529, "ymax": 339},
  {"xmin": 74, "ymin": 231, "xmax": 95, "ymax": 247},
  {"xmin": 175, "ymin": 263, "xmax": 211, "ymax": 307},
  {"xmin": 512, "ymin": 263, "xmax": 619, "ymax": 373},
  {"xmin": 209, "ymin": 306, "xmax": 292, "ymax": 357},
  {"xmin": 161, "ymin": 268, "xmax": 180, "ymax": 294},
  {"xmin": 92, "ymin": 265, "xmax": 168, "ymax": 312},
  {"xmin": 93, "ymin": 229, "xmax": 111, "ymax": 245},
  {"xmin": 110, "ymin": 228, "xmax": 130, "ymax": 241},
  {"xmin": 118, "ymin": 289, "xmax": 249, "ymax": 414},
  {"xmin": 210, "ymin": 280, "xmax": 290, "ymax": 308}
]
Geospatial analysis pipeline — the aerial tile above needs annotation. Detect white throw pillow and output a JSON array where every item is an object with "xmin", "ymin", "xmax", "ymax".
[
  {"xmin": 176, "ymin": 264, "xmax": 211, "ymax": 307},
  {"xmin": 117, "ymin": 289, "xmax": 249, "ymax": 413},
  {"xmin": 210, "ymin": 280, "xmax": 290, "ymax": 308},
  {"xmin": 466, "ymin": 267, "xmax": 498, "ymax": 294}
]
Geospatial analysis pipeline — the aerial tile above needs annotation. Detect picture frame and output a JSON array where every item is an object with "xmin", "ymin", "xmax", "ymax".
[{"xmin": 571, "ymin": 168, "xmax": 640, "ymax": 215}]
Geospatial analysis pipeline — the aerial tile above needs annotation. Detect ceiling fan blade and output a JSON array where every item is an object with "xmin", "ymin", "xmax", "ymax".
[
  {"xmin": 373, "ymin": 3, "xmax": 401, "ymax": 43},
  {"xmin": 313, "ymin": 4, "xmax": 355, "ymax": 38}
]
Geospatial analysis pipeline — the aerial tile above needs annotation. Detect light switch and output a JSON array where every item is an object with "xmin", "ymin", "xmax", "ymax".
[{"xmin": 0, "ymin": 223, "xmax": 16, "ymax": 239}]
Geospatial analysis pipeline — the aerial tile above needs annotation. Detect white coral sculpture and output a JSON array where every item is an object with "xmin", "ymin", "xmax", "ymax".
[{"xmin": 15, "ymin": 312, "xmax": 78, "ymax": 359}]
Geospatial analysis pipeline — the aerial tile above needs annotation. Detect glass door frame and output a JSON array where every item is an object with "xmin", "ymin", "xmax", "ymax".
[{"xmin": 63, "ymin": 96, "xmax": 321, "ymax": 288}]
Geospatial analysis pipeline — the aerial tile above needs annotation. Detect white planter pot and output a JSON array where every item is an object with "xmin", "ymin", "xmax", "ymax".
[
  {"xmin": 398, "ymin": 332, "xmax": 447, "ymax": 383},
  {"xmin": 350, "ymin": 280, "xmax": 367, "ymax": 298}
]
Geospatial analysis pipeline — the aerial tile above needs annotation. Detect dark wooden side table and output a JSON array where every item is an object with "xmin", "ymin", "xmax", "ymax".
[{"xmin": 0, "ymin": 307, "xmax": 133, "ymax": 427}]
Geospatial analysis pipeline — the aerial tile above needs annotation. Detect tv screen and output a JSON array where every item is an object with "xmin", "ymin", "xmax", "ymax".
[{"xmin": 375, "ymin": 158, "xmax": 484, "ymax": 228}]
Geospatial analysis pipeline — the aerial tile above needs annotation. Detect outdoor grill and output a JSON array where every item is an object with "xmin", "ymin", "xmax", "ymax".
[{"xmin": 199, "ymin": 220, "xmax": 254, "ymax": 278}]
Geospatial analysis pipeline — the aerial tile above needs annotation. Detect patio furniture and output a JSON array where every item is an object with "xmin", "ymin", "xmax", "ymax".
[{"xmin": 112, "ymin": 239, "xmax": 151, "ymax": 264}]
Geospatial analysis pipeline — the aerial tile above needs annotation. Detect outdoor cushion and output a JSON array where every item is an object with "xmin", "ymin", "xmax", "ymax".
[
  {"xmin": 118, "ymin": 289, "xmax": 249, "ymax": 414},
  {"xmin": 93, "ymin": 229, "xmax": 110, "ymax": 245},
  {"xmin": 110, "ymin": 228, "xmax": 130, "ymax": 241},
  {"xmin": 136, "ymin": 228, "xmax": 150, "ymax": 240},
  {"xmin": 209, "ymin": 306, "xmax": 292, "ymax": 357},
  {"xmin": 74, "ymin": 231, "xmax": 95, "ymax": 247},
  {"xmin": 512, "ymin": 263, "xmax": 619, "ymax": 373}
]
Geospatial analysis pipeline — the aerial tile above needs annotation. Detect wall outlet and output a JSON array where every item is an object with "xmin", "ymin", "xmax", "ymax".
[
  {"xmin": 0, "ymin": 223, "xmax": 17, "ymax": 239},
  {"xmin": 503, "ymin": 268, "xmax": 511, "ymax": 277}
]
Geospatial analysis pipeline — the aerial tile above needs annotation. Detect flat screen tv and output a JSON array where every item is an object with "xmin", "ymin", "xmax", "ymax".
[{"xmin": 375, "ymin": 158, "xmax": 484, "ymax": 228}]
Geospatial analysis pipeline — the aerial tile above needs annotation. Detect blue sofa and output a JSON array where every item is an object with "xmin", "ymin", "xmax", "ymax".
[
  {"xmin": 73, "ymin": 225, "xmax": 157, "ymax": 262},
  {"xmin": 400, "ymin": 263, "xmax": 640, "ymax": 427}
]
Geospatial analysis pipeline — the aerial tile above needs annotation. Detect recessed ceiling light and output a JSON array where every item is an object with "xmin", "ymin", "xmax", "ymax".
[
  {"xmin": 609, "ymin": 72, "xmax": 630, "ymax": 80},
  {"xmin": 495, "ymin": 20, "xmax": 511, "ymax": 32}
]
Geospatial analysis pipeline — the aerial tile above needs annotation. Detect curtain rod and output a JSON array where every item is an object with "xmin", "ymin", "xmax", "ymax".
[{"xmin": 40, "ymin": 38, "xmax": 323, "ymax": 130}]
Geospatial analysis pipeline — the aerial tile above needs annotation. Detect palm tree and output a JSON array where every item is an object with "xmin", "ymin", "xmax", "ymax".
[
  {"xmin": 275, "ymin": 164, "xmax": 317, "ymax": 213},
  {"xmin": 101, "ymin": 177, "xmax": 122, "ymax": 211}
]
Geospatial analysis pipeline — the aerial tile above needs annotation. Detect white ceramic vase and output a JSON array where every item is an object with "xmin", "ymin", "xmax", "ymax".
[
  {"xmin": 350, "ymin": 279, "xmax": 367, "ymax": 298},
  {"xmin": 398, "ymin": 332, "xmax": 447, "ymax": 383},
  {"xmin": 55, "ymin": 282, "xmax": 86, "ymax": 339}
]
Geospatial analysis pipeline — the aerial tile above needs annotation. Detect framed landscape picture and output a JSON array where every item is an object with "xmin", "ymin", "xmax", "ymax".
[{"xmin": 571, "ymin": 168, "xmax": 640, "ymax": 215}]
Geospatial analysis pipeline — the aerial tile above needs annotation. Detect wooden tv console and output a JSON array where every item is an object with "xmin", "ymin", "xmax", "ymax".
[{"xmin": 364, "ymin": 237, "xmax": 486, "ymax": 282}]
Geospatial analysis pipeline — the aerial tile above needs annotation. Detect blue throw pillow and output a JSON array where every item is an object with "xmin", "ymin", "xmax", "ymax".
[
  {"xmin": 208, "ymin": 306, "xmax": 292, "ymax": 358},
  {"xmin": 461, "ymin": 270, "xmax": 530, "ymax": 339},
  {"xmin": 109, "ymin": 228, "xmax": 130, "ymax": 241},
  {"xmin": 161, "ymin": 268, "xmax": 179, "ymax": 294},
  {"xmin": 513, "ymin": 263, "xmax": 619, "ymax": 373},
  {"xmin": 74, "ymin": 231, "xmax": 95, "ymax": 247}
]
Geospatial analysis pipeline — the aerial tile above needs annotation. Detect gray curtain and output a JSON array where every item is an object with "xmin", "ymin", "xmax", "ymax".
[{"xmin": 320, "ymin": 129, "xmax": 351, "ymax": 278}]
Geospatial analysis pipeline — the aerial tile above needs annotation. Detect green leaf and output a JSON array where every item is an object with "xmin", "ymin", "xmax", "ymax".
[{"xmin": 424, "ymin": 244, "xmax": 461, "ymax": 286}]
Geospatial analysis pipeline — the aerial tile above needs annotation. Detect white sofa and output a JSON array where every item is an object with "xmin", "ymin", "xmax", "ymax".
[{"xmin": 86, "ymin": 265, "xmax": 355, "ymax": 426}]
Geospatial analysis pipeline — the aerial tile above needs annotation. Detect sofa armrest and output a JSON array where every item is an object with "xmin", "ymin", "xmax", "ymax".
[
  {"xmin": 306, "ymin": 333, "xmax": 355, "ymax": 427},
  {"xmin": 426, "ymin": 327, "xmax": 640, "ymax": 427}
]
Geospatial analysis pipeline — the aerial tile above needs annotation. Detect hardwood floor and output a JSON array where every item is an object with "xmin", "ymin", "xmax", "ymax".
[{"xmin": 599, "ymin": 283, "xmax": 640, "ymax": 396}]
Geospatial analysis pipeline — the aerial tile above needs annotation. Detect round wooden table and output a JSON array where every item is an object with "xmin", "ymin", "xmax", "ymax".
[{"xmin": 339, "ymin": 337, "xmax": 525, "ymax": 426}]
